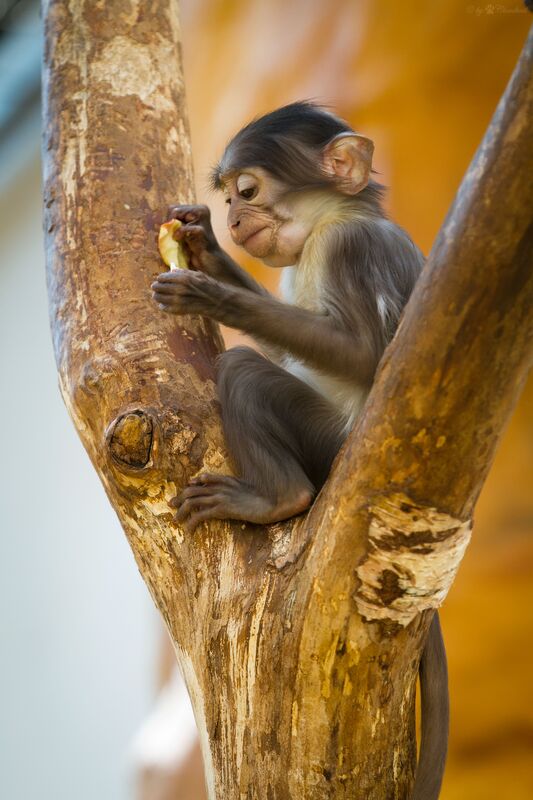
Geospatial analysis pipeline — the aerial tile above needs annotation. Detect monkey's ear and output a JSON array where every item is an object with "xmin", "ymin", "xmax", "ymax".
[{"xmin": 322, "ymin": 133, "xmax": 374, "ymax": 195}]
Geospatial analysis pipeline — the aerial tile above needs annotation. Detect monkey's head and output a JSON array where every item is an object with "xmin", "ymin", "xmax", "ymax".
[{"xmin": 210, "ymin": 101, "xmax": 377, "ymax": 267}]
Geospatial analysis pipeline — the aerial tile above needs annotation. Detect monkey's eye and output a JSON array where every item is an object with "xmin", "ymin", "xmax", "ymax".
[
  {"xmin": 239, "ymin": 187, "xmax": 257, "ymax": 201},
  {"xmin": 236, "ymin": 173, "xmax": 258, "ymax": 201}
]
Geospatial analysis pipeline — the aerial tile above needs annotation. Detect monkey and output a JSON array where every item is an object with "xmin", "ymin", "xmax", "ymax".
[{"xmin": 151, "ymin": 101, "xmax": 448, "ymax": 799}]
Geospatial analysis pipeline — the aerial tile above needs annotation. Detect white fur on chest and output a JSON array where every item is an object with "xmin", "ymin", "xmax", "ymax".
[
  {"xmin": 279, "ymin": 263, "xmax": 324, "ymax": 311},
  {"xmin": 284, "ymin": 357, "xmax": 367, "ymax": 430}
]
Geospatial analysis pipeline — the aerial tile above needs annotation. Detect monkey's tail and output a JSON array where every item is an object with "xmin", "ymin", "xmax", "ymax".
[{"xmin": 410, "ymin": 612, "xmax": 449, "ymax": 800}]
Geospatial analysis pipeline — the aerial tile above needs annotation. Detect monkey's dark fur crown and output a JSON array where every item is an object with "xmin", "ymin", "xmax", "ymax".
[{"xmin": 211, "ymin": 100, "xmax": 383, "ymax": 204}]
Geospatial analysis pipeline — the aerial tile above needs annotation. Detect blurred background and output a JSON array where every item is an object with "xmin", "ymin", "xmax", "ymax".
[{"xmin": 0, "ymin": 1, "xmax": 531, "ymax": 798}]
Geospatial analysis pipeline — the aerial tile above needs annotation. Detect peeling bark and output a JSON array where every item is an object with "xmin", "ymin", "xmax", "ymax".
[
  {"xmin": 42, "ymin": 4, "xmax": 533, "ymax": 799},
  {"xmin": 355, "ymin": 495, "xmax": 472, "ymax": 626}
]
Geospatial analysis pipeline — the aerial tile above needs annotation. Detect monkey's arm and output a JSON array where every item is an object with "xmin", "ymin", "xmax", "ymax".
[
  {"xmin": 152, "ymin": 271, "xmax": 377, "ymax": 384},
  {"xmin": 198, "ymin": 246, "xmax": 269, "ymax": 295}
]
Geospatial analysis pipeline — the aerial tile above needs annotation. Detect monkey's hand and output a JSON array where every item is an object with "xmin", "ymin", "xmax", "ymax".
[
  {"xmin": 166, "ymin": 204, "xmax": 266, "ymax": 295},
  {"xmin": 166, "ymin": 204, "xmax": 223, "ymax": 275},
  {"xmin": 151, "ymin": 269, "xmax": 233, "ymax": 318}
]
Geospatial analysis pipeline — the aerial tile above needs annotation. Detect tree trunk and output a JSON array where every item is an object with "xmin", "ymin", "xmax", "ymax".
[{"xmin": 41, "ymin": 2, "xmax": 533, "ymax": 797}]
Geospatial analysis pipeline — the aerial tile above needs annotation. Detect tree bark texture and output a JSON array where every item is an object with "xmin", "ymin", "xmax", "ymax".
[{"xmin": 42, "ymin": 2, "xmax": 533, "ymax": 797}]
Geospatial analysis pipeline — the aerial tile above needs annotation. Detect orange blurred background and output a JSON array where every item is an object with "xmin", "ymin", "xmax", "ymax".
[{"xmin": 179, "ymin": 1, "xmax": 532, "ymax": 797}]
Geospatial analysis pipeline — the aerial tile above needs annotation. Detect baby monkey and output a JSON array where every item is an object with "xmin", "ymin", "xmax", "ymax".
[
  {"xmin": 152, "ymin": 102, "xmax": 448, "ymax": 799},
  {"xmin": 153, "ymin": 101, "xmax": 423, "ymax": 528}
]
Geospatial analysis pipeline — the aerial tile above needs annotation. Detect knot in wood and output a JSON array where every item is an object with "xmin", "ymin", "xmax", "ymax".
[{"xmin": 108, "ymin": 410, "xmax": 153, "ymax": 468}]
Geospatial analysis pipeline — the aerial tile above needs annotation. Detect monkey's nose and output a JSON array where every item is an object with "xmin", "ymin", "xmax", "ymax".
[{"xmin": 230, "ymin": 219, "xmax": 240, "ymax": 229}]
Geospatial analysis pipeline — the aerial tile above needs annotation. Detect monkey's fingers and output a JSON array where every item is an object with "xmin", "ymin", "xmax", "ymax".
[
  {"xmin": 151, "ymin": 276, "xmax": 195, "ymax": 298},
  {"xmin": 172, "ymin": 491, "xmax": 227, "ymax": 533},
  {"xmin": 152, "ymin": 285, "xmax": 179, "ymax": 297},
  {"xmin": 171, "ymin": 475, "xmax": 245, "ymax": 531},
  {"xmin": 170, "ymin": 482, "xmax": 232, "ymax": 511},
  {"xmin": 152, "ymin": 283, "xmax": 188, "ymax": 296},
  {"xmin": 154, "ymin": 295, "xmax": 209, "ymax": 316},
  {"xmin": 152, "ymin": 272, "xmax": 206, "ymax": 291},
  {"xmin": 169, "ymin": 486, "xmax": 212, "ymax": 510},
  {"xmin": 152, "ymin": 270, "xmax": 189, "ymax": 284},
  {"xmin": 173, "ymin": 224, "xmax": 205, "ymax": 242},
  {"xmin": 167, "ymin": 204, "xmax": 210, "ymax": 224},
  {"xmin": 170, "ymin": 485, "xmax": 224, "ymax": 506},
  {"xmin": 189, "ymin": 473, "xmax": 240, "ymax": 487},
  {"xmin": 153, "ymin": 297, "xmax": 196, "ymax": 315},
  {"xmin": 174, "ymin": 494, "xmax": 224, "ymax": 523},
  {"xmin": 152, "ymin": 286, "xmax": 201, "ymax": 302},
  {"xmin": 173, "ymin": 227, "xmax": 208, "ymax": 267},
  {"xmin": 152, "ymin": 294, "xmax": 188, "ymax": 308},
  {"xmin": 153, "ymin": 272, "xmax": 224, "ymax": 300}
]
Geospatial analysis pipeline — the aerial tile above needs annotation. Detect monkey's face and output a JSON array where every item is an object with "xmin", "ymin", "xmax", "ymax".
[{"xmin": 221, "ymin": 168, "xmax": 315, "ymax": 267}]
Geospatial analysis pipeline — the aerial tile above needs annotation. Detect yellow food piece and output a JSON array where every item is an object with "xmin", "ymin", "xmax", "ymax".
[{"xmin": 158, "ymin": 220, "xmax": 189, "ymax": 270}]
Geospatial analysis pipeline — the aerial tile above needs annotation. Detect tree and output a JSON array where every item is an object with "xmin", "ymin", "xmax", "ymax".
[{"xmin": 42, "ymin": 1, "xmax": 532, "ymax": 796}]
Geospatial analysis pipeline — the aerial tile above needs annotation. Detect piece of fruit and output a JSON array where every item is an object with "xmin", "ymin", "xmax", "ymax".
[{"xmin": 158, "ymin": 220, "xmax": 189, "ymax": 270}]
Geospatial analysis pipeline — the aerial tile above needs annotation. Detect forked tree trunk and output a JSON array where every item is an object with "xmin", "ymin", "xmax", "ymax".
[{"xmin": 41, "ymin": 2, "xmax": 533, "ymax": 797}]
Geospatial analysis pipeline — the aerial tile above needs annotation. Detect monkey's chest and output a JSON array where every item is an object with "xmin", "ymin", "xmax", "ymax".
[
  {"xmin": 280, "ymin": 264, "xmax": 324, "ymax": 313},
  {"xmin": 279, "ymin": 267, "xmax": 367, "ymax": 427},
  {"xmin": 284, "ymin": 358, "xmax": 367, "ymax": 429}
]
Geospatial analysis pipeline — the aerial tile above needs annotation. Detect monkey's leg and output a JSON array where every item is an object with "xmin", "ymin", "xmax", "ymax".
[{"xmin": 172, "ymin": 347, "xmax": 346, "ymax": 530}]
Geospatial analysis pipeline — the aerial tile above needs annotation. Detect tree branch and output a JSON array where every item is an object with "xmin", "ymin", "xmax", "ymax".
[{"xmin": 42, "ymin": 2, "xmax": 533, "ymax": 797}]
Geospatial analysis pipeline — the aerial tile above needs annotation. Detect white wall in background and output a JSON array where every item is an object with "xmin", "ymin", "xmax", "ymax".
[{"xmin": 0, "ymin": 149, "xmax": 158, "ymax": 800}]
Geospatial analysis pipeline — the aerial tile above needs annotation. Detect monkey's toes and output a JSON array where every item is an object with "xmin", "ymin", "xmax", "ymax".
[{"xmin": 190, "ymin": 473, "xmax": 239, "ymax": 487}]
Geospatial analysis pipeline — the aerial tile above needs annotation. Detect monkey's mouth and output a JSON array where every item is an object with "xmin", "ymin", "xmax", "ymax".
[{"xmin": 240, "ymin": 226, "xmax": 269, "ymax": 249}]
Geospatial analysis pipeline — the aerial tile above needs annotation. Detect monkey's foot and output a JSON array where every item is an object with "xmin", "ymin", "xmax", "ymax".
[{"xmin": 170, "ymin": 473, "xmax": 313, "ymax": 532}]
